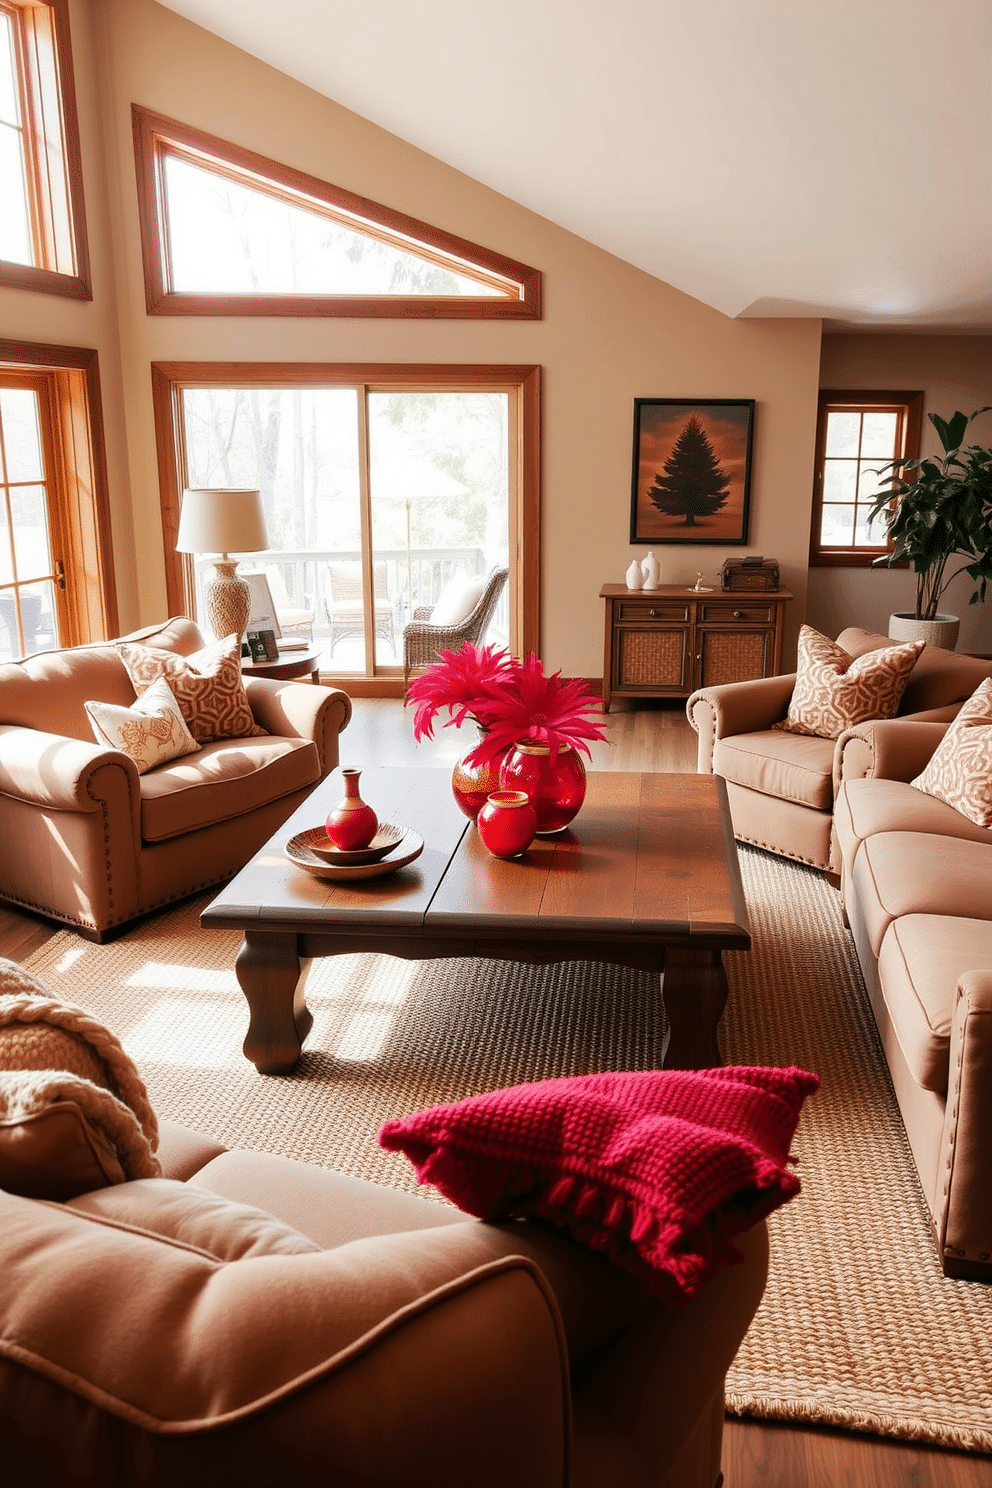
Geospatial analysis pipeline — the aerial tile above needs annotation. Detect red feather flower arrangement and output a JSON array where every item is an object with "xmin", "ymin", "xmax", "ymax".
[{"xmin": 408, "ymin": 643, "xmax": 607, "ymax": 767}]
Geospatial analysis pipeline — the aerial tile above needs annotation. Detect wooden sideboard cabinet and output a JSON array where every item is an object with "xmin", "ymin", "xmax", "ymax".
[{"xmin": 599, "ymin": 583, "xmax": 793, "ymax": 711}]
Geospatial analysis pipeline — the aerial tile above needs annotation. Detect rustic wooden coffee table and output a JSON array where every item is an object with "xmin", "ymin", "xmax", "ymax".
[{"xmin": 202, "ymin": 768, "xmax": 750, "ymax": 1075}]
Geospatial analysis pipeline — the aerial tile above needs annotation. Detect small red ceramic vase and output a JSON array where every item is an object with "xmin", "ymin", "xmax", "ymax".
[
  {"xmin": 476, "ymin": 790, "xmax": 538, "ymax": 860},
  {"xmin": 325, "ymin": 768, "xmax": 378, "ymax": 850}
]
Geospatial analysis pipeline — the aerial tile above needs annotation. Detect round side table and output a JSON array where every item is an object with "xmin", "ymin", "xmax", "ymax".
[{"xmin": 242, "ymin": 647, "xmax": 322, "ymax": 684}]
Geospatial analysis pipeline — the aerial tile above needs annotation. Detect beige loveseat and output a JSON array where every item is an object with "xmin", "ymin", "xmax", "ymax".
[
  {"xmin": 0, "ymin": 617, "xmax": 351, "ymax": 940},
  {"xmin": 688, "ymin": 627, "xmax": 992, "ymax": 877},
  {"xmin": 834, "ymin": 719, "xmax": 992, "ymax": 1280}
]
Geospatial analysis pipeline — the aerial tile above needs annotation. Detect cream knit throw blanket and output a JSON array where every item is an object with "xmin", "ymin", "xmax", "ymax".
[{"xmin": 0, "ymin": 957, "xmax": 160, "ymax": 1181}]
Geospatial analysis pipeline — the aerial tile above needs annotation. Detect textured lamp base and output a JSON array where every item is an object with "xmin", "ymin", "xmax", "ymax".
[{"xmin": 204, "ymin": 561, "xmax": 251, "ymax": 642}]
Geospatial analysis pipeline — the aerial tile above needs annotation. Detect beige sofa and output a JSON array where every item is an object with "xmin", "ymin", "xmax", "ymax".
[
  {"xmin": 0, "ymin": 617, "xmax": 351, "ymax": 940},
  {"xmin": 687, "ymin": 627, "xmax": 992, "ymax": 877},
  {"xmin": 1, "ymin": 1112, "xmax": 769, "ymax": 1487},
  {"xmin": 834, "ymin": 719, "xmax": 992, "ymax": 1280}
]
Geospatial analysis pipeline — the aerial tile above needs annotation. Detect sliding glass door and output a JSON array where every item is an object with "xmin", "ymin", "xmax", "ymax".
[{"xmin": 163, "ymin": 365, "xmax": 534, "ymax": 678}]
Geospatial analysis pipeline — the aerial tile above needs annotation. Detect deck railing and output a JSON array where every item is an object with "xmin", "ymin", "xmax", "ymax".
[{"xmin": 194, "ymin": 546, "xmax": 508, "ymax": 663}]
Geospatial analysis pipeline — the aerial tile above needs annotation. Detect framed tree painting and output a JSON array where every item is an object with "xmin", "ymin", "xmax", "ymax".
[{"xmin": 629, "ymin": 399, "xmax": 755, "ymax": 544}]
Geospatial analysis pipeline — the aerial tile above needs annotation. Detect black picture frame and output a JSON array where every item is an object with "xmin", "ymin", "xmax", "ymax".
[
  {"xmin": 629, "ymin": 399, "xmax": 755, "ymax": 545},
  {"xmin": 246, "ymin": 628, "xmax": 278, "ymax": 662}
]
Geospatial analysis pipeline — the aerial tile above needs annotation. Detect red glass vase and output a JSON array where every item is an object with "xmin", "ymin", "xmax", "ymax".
[
  {"xmin": 325, "ymin": 767, "xmax": 378, "ymax": 850},
  {"xmin": 476, "ymin": 790, "xmax": 538, "ymax": 859},
  {"xmin": 451, "ymin": 728, "xmax": 505, "ymax": 821},
  {"xmin": 498, "ymin": 743, "xmax": 587, "ymax": 835}
]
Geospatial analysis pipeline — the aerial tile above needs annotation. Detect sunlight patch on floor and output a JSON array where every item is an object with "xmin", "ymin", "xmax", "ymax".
[
  {"xmin": 124, "ymin": 997, "xmax": 243, "ymax": 1067},
  {"xmin": 332, "ymin": 1008, "xmax": 397, "ymax": 1062},
  {"xmin": 52, "ymin": 945, "xmax": 86, "ymax": 975},
  {"xmin": 125, "ymin": 961, "xmax": 238, "ymax": 994},
  {"xmin": 323, "ymin": 957, "xmax": 420, "ymax": 1060}
]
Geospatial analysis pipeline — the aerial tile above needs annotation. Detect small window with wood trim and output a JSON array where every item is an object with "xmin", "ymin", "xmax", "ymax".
[
  {"xmin": 0, "ymin": 0, "xmax": 89, "ymax": 299},
  {"xmin": 810, "ymin": 391, "xmax": 923, "ymax": 566},
  {"xmin": 132, "ymin": 106, "xmax": 541, "ymax": 320}
]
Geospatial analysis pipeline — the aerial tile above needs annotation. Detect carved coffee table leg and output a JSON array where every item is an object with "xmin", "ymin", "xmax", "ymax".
[
  {"xmin": 661, "ymin": 947, "xmax": 728, "ymax": 1069},
  {"xmin": 236, "ymin": 931, "xmax": 313, "ymax": 1075}
]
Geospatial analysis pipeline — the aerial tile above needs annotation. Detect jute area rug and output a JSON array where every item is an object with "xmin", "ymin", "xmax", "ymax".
[{"xmin": 22, "ymin": 846, "xmax": 992, "ymax": 1454}]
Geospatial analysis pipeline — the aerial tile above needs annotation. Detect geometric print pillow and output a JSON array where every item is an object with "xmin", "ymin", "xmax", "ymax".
[
  {"xmin": 778, "ymin": 625, "xmax": 925, "ymax": 740},
  {"xmin": 116, "ymin": 632, "xmax": 265, "ymax": 744},
  {"xmin": 84, "ymin": 676, "xmax": 201, "ymax": 774},
  {"xmin": 911, "ymin": 677, "xmax": 992, "ymax": 827}
]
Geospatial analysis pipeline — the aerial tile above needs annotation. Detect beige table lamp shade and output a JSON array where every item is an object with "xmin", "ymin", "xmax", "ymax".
[{"xmin": 176, "ymin": 488, "xmax": 268, "ymax": 641}]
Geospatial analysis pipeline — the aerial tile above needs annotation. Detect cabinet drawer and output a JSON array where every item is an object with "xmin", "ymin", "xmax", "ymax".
[
  {"xmin": 699, "ymin": 601, "xmax": 775, "ymax": 624},
  {"xmin": 618, "ymin": 601, "xmax": 691, "ymax": 622}
]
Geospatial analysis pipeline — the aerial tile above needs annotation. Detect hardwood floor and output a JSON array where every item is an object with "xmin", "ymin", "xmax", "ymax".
[{"xmin": 1, "ymin": 695, "xmax": 988, "ymax": 1487}]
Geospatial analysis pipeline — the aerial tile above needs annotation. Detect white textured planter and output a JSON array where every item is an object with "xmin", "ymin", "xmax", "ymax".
[{"xmin": 887, "ymin": 612, "xmax": 960, "ymax": 651}]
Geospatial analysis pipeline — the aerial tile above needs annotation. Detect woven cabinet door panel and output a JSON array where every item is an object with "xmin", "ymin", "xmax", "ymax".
[
  {"xmin": 699, "ymin": 629, "xmax": 769, "ymax": 687},
  {"xmin": 617, "ymin": 629, "xmax": 690, "ymax": 689}
]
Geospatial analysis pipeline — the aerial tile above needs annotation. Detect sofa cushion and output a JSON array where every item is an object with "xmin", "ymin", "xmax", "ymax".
[
  {"xmin": 877, "ymin": 914, "xmax": 992, "ymax": 1094},
  {"xmin": 380, "ymin": 1065, "xmax": 818, "ymax": 1303},
  {"xmin": 852, "ymin": 831, "xmax": 992, "ymax": 958},
  {"xmin": 0, "ymin": 1179, "xmax": 556, "ymax": 1470},
  {"xmin": 0, "ymin": 643, "xmax": 135, "ymax": 741},
  {"xmin": 912, "ymin": 678, "xmax": 992, "ymax": 828},
  {"xmin": 834, "ymin": 778, "xmax": 992, "ymax": 887},
  {"xmin": 713, "ymin": 729, "xmax": 836, "ymax": 811},
  {"xmin": 69, "ymin": 1177, "xmax": 321, "ymax": 1258},
  {"xmin": 85, "ymin": 676, "xmax": 201, "ymax": 774},
  {"xmin": 138, "ymin": 735, "xmax": 321, "ymax": 842},
  {"xmin": 780, "ymin": 626, "xmax": 924, "ymax": 740},
  {"xmin": 833, "ymin": 628, "xmax": 992, "ymax": 717},
  {"xmin": 0, "ymin": 961, "xmax": 160, "ymax": 1200},
  {"xmin": 117, "ymin": 632, "xmax": 264, "ymax": 744}
]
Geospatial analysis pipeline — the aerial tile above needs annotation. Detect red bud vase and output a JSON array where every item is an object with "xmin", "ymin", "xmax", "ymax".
[
  {"xmin": 498, "ymin": 743, "xmax": 586, "ymax": 835},
  {"xmin": 325, "ymin": 768, "xmax": 378, "ymax": 850},
  {"xmin": 477, "ymin": 790, "xmax": 538, "ymax": 859},
  {"xmin": 451, "ymin": 726, "xmax": 505, "ymax": 821}
]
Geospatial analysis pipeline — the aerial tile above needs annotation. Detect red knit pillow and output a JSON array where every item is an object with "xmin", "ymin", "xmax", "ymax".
[{"xmin": 380, "ymin": 1065, "xmax": 818, "ymax": 1303}]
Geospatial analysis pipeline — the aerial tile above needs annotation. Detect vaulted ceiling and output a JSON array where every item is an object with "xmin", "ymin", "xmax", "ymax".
[{"xmin": 156, "ymin": 0, "xmax": 992, "ymax": 331}]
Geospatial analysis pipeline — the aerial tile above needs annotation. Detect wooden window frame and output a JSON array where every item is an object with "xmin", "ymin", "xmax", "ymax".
[
  {"xmin": 809, "ymin": 389, "xmax": 923, "ymax": 568},
  {"xmin": 133, "ymin": 107, "xmax": 542, "ymax": 320},
  {"xmin": 151, "ymin": 361, "xmax": 541, "ymax": 683},
  {"xmin": 0, "ymin": 1, "xmax": 90, "ymax": 299},
  {"xmin": 0, "ymin": 338, "xmax": 117, "ymax": 643}
]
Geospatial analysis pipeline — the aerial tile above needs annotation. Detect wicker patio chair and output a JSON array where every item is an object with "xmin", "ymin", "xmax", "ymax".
[
  {"xmin": 324, "ymin": 561, "xmax": 396, "ymax": 656},
  {"xmin": 403, "ymin": 566, "xmax": 508, "ymax": 687}
]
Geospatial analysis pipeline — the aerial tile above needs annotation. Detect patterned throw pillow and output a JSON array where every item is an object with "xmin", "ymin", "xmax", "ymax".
[
  {"xmin": 778, "ymin": 625, "xmax": 925, "ymax": 739},
  {"xmin": 116, "ymin": 633, "xmax": 264, "ymax": 743},
  {"xmin": 911, "ymin": 677, "xmax": 992, "ymax": 827},
  {"xmin": 85, "ymin": 676, "xmax": 200, "ymax": 774},
  {"xmin": 380, "ymin": 1065, "xmax": 819, "ymax": 1303}
]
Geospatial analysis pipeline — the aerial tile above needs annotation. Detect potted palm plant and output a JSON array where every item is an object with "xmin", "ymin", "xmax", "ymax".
[{"xmin": 867, "ymin": 406, "xmax": 992, "ymax": 650}]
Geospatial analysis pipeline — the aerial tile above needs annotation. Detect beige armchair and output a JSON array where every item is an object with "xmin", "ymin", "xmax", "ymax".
[
  {"xmin": 687, "ymin": 626, "xmax": 992, "ymax": 877},
  {"xmin": 403, "ymin": 565, "xmax": 508, "ymax": 686},
  {"xmin": 0, "ymin": 617, "xmax": 351, "ymax": 940},
  {"xmin": 2, "ymin": 1109, "xmax": 769, "ymax": 1486}
]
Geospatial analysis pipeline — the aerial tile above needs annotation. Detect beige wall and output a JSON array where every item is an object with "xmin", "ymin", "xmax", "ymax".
[
  {"xmin": 4, "ymin": 0, "xmax": 826, "ymax": 675},
  {"xmin": 811, "ymin": 334, "xmax": 992, "ymax": 655}
]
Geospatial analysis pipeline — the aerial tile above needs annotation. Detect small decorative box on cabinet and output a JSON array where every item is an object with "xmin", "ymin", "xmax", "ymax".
[{"xmin": 599, "ymin": 583, "xmax": 793, "ymax": 711}]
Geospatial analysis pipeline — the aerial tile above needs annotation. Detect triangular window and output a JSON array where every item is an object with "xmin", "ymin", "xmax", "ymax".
[{"xmin": 132, "ymin": 107, "xmax": 540, "ymax": 319}]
